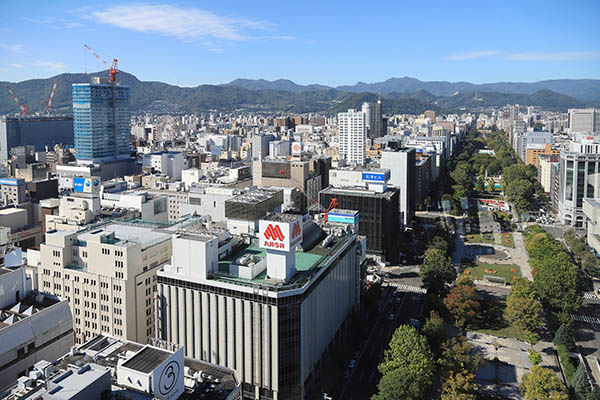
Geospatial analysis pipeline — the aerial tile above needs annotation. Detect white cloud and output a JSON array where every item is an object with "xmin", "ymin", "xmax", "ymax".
[
  {"xmin": 506, "ymin": 51, "xmax": 600, "ymax": 61},
  {"xmin": 446, "ymin": 50, "xmax": 501, "ymax": 61},
  {"xmin": 9, "ymin": 63, "xmax": 24, "ymax": 69},
  {"xmin": 87, "ymin": 4, "xmax": 292, "ymax": 43},
  {"xmin": 1, "ymin": 44, "xmax": 24, "ymax": 53},
  {"xmin": 33, "ymin": 60, "xmax": 66, "ymax": 71}
]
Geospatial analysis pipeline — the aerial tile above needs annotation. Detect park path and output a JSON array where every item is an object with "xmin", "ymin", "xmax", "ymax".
[{"xmin": 478, "ymin": 232, "xmax": 532, "ymax": 281}]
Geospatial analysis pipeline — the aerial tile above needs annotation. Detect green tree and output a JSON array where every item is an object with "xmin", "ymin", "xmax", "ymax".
[
  {"xmin": 378, "ymin": 325, "xmax": 434, "ymax": 393},
  {"xmin": 587, "ymin": 387, "xmax": 600, "ymax": 400},
  {"xmin": 534, "ymin": 252, "xmax": 582, "ymax": 315},
  {"xmin": 521, "ymin": 365, "xmax": 568, "ymax": 400},
  {"xmin": 440, "ymin": 370, "xmax": 477, "ymax": 400},
  {"xmin": 371, "ymin": 368, "xmax": 423, "ymax": 400},
  {"xmin": 573, "ymin": 363, "xmax": 590, "ymax": 399},
  {"xmin": 528, "ymin": 350, "xmax": 542, "ymax": 366},
  {"xmin": 438, "ymin": 337, "xmax": 485, "ymax": 378},
  {"xmin": 553, "ymin": 323, "xmax": 576, "ymax": 352},
  {"xmin": 422, "ymin": 310, "xmax": 446, "ymax": 354},
  {"xmin": 505, "ymin": 278, "xmax": 545, "ymax": 342},
  {"xmin": 582, "ymin": 253, "xmax": 600, "ymax": 277},
  {"xmin": 429, "ymin": 236, "xmax": 449, "ymax": 255},
  {"xmin": 444, "ymin": 283, "xmax": 480, "ymax": 328},
  {"xmin": 476, "ymin": 175, "xmax": 486, "ymax": 192},
  {"xmin": 419, "ymin": 248, "xmax": 457, "ymax": 294}
]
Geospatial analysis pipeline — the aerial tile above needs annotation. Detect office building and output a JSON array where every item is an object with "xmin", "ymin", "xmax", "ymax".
[
  {"xmin": 424, "ymin": 110, "xmax": 436, "ymax": 123},
  {"xmin": 0, "ymin": 116, "xmax": 73, "ymax": 164},
  {"xmin": 538, "ymin": 154, "xmax": 560, "ymax": 194},
  {"xmin": 558, "ymin": 135, "xmax": 600, "ymax": 227},
  {"xmin": 225, "ymin": 187, "xmax": 283, "ymax": 235},
  {"xmin": 381, "ymin": 148, "xmax": 416, "ymax": 225},
  {"xmin": 514, "ymin": 131, "xmax": 553, "ymax": 162},
  {"xmin": 525, "ymin": 143, "xmax": 560, "ymax": 168},
  {"xmin": 415, "ymin": 155, "xmax": 433, "ymax": 209},
  {"xmin": 0, "ymin": 178, "xmax": 27, "ymax": 206},
  {"xmin": 252, "ymin": 134, "xmax": 276, "ymax": 160},
  {"xmin": 0, "ymin": 267, "xmax": 73, "ymax": 391},
  {"xmin": 142, "ymin": 151, "xmax": 185, "ymax": 180},
  {"xmin": 338, "ymin": 109, "xmax": 366, "ymax": 165},
  {"xmin": 583, "ymin": 199, "xmax": 600, "ymax": 256},
  {"xmin": 38, "ymin": 219, "xmax": 180, "ymax": 344},
  {"xmin": 157, "ymin": 212, "xmax": 361, "ymax": 399},
  {"xmin": 569, "ymin": 108, "xmax": 600, "ymax": 134},
  {"xmin": 180, "ymin": 186, "xmax": 240, "ymax": 222},
  {"xmin": 0, "ymin": 334, "xmax": 241, "ymax": 400},
  {"xmin": 320, "ymin": 185, "xmax": 400, "ymax": 262},
  {"xmin": 73, "ymin": 80, "xmax": 132, "ymax": 163}
]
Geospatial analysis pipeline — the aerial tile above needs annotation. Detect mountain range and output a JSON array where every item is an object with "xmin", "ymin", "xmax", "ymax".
[{"xmin": 1, "ymin": 72, "xmax": 598, "ymax": 116}]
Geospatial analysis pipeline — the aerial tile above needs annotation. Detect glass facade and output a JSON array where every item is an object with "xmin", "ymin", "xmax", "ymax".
[{"xmin": 73, "ymin": 83, "xmax": 131, "ymax": 162}]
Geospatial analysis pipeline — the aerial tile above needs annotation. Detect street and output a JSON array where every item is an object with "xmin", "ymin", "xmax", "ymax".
[{"xmin": 338, "ymin": 283, "xmax": 425, "ymax": 400}]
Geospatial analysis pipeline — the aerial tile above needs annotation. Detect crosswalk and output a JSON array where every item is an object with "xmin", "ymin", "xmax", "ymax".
[
  {"xmin": 583, "ymin": 292, "xmax": 599, "ymax": 301},
  {"xmin": 388, "ymin": 282, "xmax": 427, "ymax": 294},
  {"xmin": 571, "ymin": 314, "xmax": 600, "ymax": 325}
]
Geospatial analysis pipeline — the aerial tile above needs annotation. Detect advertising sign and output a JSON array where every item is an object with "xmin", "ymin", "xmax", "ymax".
[
  {"xmin": 361, "ymin": 172, "xmax": 386, "ymax": 182},
  {"xmin": 73, "ymin": 176, "xmax": 100, "ymax": 193},
  {"xmin": 152, "ymin": 347, "xmax": 184, "ymax": 400},
  {"xmin": 259, "ymin": 216, "xmax": 303, "ymax": 252}
]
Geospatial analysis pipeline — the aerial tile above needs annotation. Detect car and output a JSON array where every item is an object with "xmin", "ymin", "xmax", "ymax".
[
  {"xmin": 344, "ymin": 370, "xmax": 351, "ymax": 379},
  {"xmin": 408, "ymin": 318, "xmax": 422, "ymax": 330},
  {"xmin": 395, "ymin": 297, "xmax": 402, "ymax": 303},
  {"xmin": 348, "ymin": 359, "xmax": 357, "ymax": 369},
  {"xmin": 388, "ymin": 313, "xmax": 395, "ymax": 320}
]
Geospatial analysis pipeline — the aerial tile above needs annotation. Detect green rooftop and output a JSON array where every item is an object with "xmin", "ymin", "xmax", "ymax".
[{"xmin": 213, "ymin": 234, "xmax": 352, "ymax": 291}]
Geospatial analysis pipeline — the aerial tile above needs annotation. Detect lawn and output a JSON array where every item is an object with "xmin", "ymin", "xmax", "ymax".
[
  {"xmin": 462, "ymin": 262, "xmax": 521, "ymax": 284},
  {"xmin": 470, "ymin": 296, "xmax": 531, "ymax": 342},
  {"xmin": 464, "ymin": 232, "xmax": 514, "ymax": 248}
]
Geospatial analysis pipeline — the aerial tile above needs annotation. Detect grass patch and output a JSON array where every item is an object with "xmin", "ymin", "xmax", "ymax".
[
  {"xmin": 462, "ymin": 262, "xmax": 521, "ymax": 284},
  {"xmin": 464, "ymin": 232, "xmax": 515, "ymax": 248},
  {"xmin": 470, "ymin": 296, "xmax": 531, "ymax": 342},
  {"xmin": 465, "ymin": 233, "xmax": 496, "ymax": 245}
]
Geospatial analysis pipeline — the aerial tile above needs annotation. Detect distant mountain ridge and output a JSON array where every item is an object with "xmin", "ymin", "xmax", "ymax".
[
  {"xmin": 0, "ymin": 71, "xmax": 595, "ymax": 115},
  {"xmin": 227, "ymin": 76, "xmax": 600, "ymax": 102}
]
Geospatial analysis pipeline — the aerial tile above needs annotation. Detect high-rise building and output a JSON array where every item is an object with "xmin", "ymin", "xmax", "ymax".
[
  {"xmin": 73, "ymin": 80, "xmax": 131, "ymax": 163},
  {"xmin": 424, "ymin": 110, "xmax": 436, "ymax": 123},
  {"xmin": 381, "ymin": 148, "xmax": 416, "ymax": 225},
  {"xmin": 568, "ymin": 108, "xmax": 600, "ymax": 134},
  {"xmin": 558, "ymin": 135, "xmax": 600, "ymax": 227},
  {"xmin": 338, "ymin": 109, "xmax": 366, "ymax": 164},
  {"xmin": 157, "ymin": 213, "xmax": 361, "ymax": 399},
  {"xmin": 372, "ymin": 97, "xmax": 383, "ymax": 138},
  {"xmin": 38, "ymin": 220, "xmax": 178, "ymax": 344},
  {"xmin": 361, "ymin": 102, "xmax": 372, "ymax": 136}
]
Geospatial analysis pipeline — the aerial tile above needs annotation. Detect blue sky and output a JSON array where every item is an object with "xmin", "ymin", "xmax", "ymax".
[{"xmin": 1, "ymin": 0, "xmax": 599, "ymax": 87}]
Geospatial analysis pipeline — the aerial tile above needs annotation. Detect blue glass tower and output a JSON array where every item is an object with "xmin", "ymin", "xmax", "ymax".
[{"xmin": 73, "ymin": 81, "xmax": 131, "ymax": 163}]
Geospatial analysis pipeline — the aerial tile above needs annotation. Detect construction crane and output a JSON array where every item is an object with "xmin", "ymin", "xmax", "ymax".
[
  {"xmin": 282, "ymin": 169, "xmax": 338, "ymax": 222},
  {"xmin": 83, "ymin": 44, "xmax": 119, "ymax": 83},
  {"xmin": 45, "ymin": 79, "xmax": 59, "ymax": 113},
  {"xmin": 5, "ymin": 85, "xmax": 28, "ymax": 115}
]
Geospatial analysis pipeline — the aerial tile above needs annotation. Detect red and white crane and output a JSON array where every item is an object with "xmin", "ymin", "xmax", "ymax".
[
  {"xmin": 83, "ymin": 44, "xmax": 119, "ymax": 83},
  {"xmin": 45, "ymin": 79, "xmax": 59, "ymax": 113},
  {"xmin": 5, "ymin": 85, "xmax": 28, "ymax": 115}
]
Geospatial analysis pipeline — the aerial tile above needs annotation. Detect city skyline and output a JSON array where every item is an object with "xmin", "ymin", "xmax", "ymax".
[{"xmin": 1, "ymin": 0, "xmax": 599, "ymax": 86}]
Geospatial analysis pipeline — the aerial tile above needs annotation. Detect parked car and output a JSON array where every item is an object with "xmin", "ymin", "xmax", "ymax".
[{"xmin": 348, "ymin": 359, "xmax": 357, "ymax": 369}]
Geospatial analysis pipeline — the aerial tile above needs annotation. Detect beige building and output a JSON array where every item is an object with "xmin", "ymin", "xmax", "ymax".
[
  {"xmin": 584, "ymin": 198, "xmax": 600, "ymax": 255},
  {"xmin": 538, "ymin": 154, "xmax": 560, "ymax": 193},
  {"xmin": 525, "ymin": 143, "xmax": 560, "ymax": 168},
  {"xmin": 39, "ymin": 222, "xmax": 173, "ymax": 344}
]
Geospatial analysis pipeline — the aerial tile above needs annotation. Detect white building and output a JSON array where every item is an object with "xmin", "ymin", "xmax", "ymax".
[
  {"xmin": 338, "ymin": 109, "xmax": 366, "ymax": 165},
  {"xmin": 180, "ymin": 186, "xmax": 240, "ymax": 222},
  {"xmin": 569, "ymin": 108, "xmax": 600, "ymax": 134},
  {"xmin": 0, "ymin": 267, "xmax": 73, "ymax": 391},
  {"xmin": 142, "ymin": 151, "xmax": 185, "ymax": 180},
  {"xmin": 381, "ymin": 148, "xmax": 416, "ymax": 225},
  {"xmin": 558, "ymin": 135, "xmax": 600, "ymax": 227}
]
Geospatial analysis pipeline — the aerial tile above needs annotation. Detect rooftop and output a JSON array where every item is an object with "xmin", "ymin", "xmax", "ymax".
[
  {"xmin": 0, "ymin": 292, "xmax": 61, "ymax": 331},
  {"xmin": 17, "ymin": 334, "xmax": 241, "ymax": 400},
  {"xmin": 226, "ymin": 187, "xmax": 281, "ymax": 204},
  {"xmin": 213, "ymin": 231, "xmax": 352, "ymax": 292},
  {"xmin": 321, "ymin": 185, "xmax": 398, "ymax": 200},
  {"xmin": 262, "ymin": 213, "xmax": 302, "ymax": 223}
]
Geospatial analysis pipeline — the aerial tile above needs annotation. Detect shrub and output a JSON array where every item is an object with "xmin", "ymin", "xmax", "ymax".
[
  {"xmin": 528, "ymin": 350, "xmax": 542, "ymax": 366},
  {"xmin": 557, "ymin": 344, "xmax": 576, "ymax": 384}
]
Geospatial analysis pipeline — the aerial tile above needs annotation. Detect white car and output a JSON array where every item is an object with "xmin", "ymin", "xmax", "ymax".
[{"xmin": 388, "ymin": 313, "xmax": 395, "ymax": 320}]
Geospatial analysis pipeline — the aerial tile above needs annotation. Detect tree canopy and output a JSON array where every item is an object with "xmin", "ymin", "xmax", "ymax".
[
  {"xmin": 419, "ymin": 248, "xmax": 457, "ymax": 294},
  {"xmin": 521, "ymin": 365, "xmax": 568, "ymax": 400}
]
